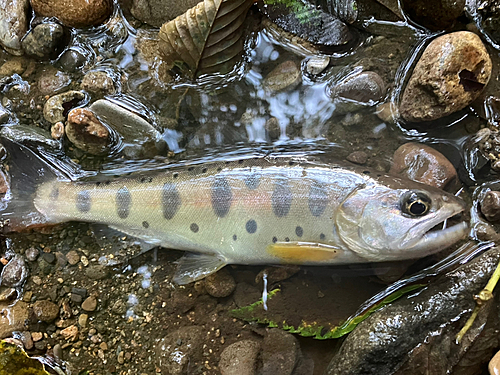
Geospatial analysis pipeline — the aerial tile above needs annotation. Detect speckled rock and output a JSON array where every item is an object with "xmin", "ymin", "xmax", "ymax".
[
  {"xmin": 25, "ymin": 247, "xmax": 39, "ymax": 262},
  {"xmin": 65, "ymin": 108, "xmax": 111, "ymax": 155},
  {"xmin": 85, "ymin": 265, "xmax": 109, "ymax": 280},
  {"xmin": 0, "ymin": 255, "xmax": 28, "ymax": 287},
  {"xmin": 43, "ymin": 90, "xmax": 86, "ymax": 123},
  {"xmin": 261, "ymin": 329, "xmax": 299, "ymax": 375},
  {"xmin": 346, "ymin": 151, "xmax": 368, "ymax": 165},
  {"xmin": 400, "ymin": 32, "xmax": 492, "ymax": 122},
  {"xmin": 81, "ymin": 70, "xmax": 116, "ymax": 96},
  {"xmin": 38, "ymin": 67, "xmax": 71, "ymax": 95},
  {"xmin": 219, "ymin": 340, "xmax": 261, "ymax": 375},
  {"xmin": 155, "ymin": 326, "xmax": 204, "ymax": 375},
  {"xmin": 481, "ymin": 191, "xmax": 500, "ymax": 222},
  {"xmin": 129, "ymin": 0, "xmax": 200, "ymax": 27},
  {"xmin": 30, "ymin": 0, "xmax": 113, "ymax": 28},
  {"xmin": 263, "ymin": 61, "xmax": 301, "ymax": 92},
  {"xmin": 332, "ymin": 71, "xmax": 386, "ymax": 103},
  {"xmin": 390, "ymin": 142, "xmax": 457, "ymax": 189},
  {"xmin": 0, "ymin": 301, "xmax": 29, "ymax": 338},
  {"xmin": 204, "ymin": 268, "xmax": 236, "ymax": 298},
  {"xmin": 0, "ymin": 0, "xmax": 29, "ymax": 56},
  {"xmin": 32, "ymin": 300, "xmax": 59, "ymax": 322},
  {"xmin": 22, "ymin": 22, "xmax": 65, "ymax": 59},
  {"xmin": 305, "ymin": 56, "xmax": 330, "ymax": 76}
]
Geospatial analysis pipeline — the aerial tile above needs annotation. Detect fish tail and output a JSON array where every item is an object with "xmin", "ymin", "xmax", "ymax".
[{"xmin": 0, "ymin": 137, "xmax": 82, "ymax": 232}]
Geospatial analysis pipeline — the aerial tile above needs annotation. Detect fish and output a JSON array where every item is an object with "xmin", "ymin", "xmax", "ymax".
[{"xmin": 0, "ymin": 139, "xmax": 468, "ymax": 284}]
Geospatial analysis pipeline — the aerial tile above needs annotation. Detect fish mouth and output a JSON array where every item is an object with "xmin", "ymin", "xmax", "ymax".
[{"xmin": 405, "ymin": 207, "xmax": 469, "ymax": 257}]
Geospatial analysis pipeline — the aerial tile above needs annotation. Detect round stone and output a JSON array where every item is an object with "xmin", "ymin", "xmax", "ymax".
[
  {"xmin": 65, "ymin": 108, "xmax": 111, "ymax": 155},
  {"xmin": 33, "ymin": 300, "xmax": 59, "ymax": 322},
  {"xmin": 204, "ymin": 268, "xmax": 236, "ymax": 298},
  {"xmin": 22, "ymin": 23, "xmax": 65, "ymax": 59}
]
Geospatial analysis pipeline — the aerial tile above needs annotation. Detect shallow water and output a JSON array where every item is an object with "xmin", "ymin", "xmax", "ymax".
[{"xmin": 1, "ymin": 1, "xmax": 500, "ymax": 374}]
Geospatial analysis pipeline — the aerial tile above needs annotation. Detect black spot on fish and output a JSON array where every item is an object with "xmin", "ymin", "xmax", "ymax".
[
  {"xmin": 272, "ymin": 236, "xmax": 278, "ymax": 243},
  {"xmin": 142, "ymin": 221, "xmax": 149, "ymax": 228},
  {"xmin": 188, "ymin": 166, "xmax": 195, "ymax": 172},
  {"xmin": 116, "ymin": 186, "xmax": 131, "ymax": 219},
  {"xmin": 233, "ymin": 234, "xmax": 237, "ymax": 241},
  {"xmin": 288, "ymin": 160, "xmax": 295, "ymax": 166},
  {"xmin": 202, "ymin": 167, "xmax": 208, "ymax": 173},
  {"xmin": 308, "ymin": 181, "xmax": 329, "ymax": 217},
  {"xmin": 173, "ymin": 172, "xmax": 179, "ymax": 179},
  {"xmin": 272, "ymin": 179, "xmax": 292, "ymax": 217},
  {"xmin": 190, "ymin": 223, "xmax": 199, "ymax": 233},
  {"xmin": 76, "ymin": 190, "xmax": 91, "ymax": 213},
  {"xmin": 295, "ymin": 226, "xmax": 303, "ymax": 237},
  {"xmin": 50, "ymin": 187, "xmax": 59, "ymax": 200},
  {"xmin": 320, "ymin": 233, "xmax": 325, "ymax": 240},
  {"xmin": 363, "ymin": 170, "xmax": 370, "ymax": 175},
  {"xmin": 140, "ymin": 177, "xmax": 153, "ymax": 183},
  {"xmin": 162, "ymin": 183, "xmax": 181, "ymax": 220},
  {"xmin": 238, "ymin": 159, "xmax": 244, "ymax": 164},
  {"xmin": 244, "ymin": 173, "xmax": 260, "ymax": 190},
  {"xmin": 217, "ymin": 167, "xmax": 223, "ymax": 172},
  {"xmin": 212, "ymin": 176, "xmax": 232, "ymax": 218},
  {"xmin": 246, "ymin": 219, "xmax": 257, "ymax": 234},
  {"xmin": 95, "ymin": 181, "xmax": 101, "ymax": 186},
  {"xmin": 285, "ymin": 237, "xmax": 290, "ymax": 242},
  {"xmin": 105, "ymin": 181, "xmax": 111, "ymax": 185}
]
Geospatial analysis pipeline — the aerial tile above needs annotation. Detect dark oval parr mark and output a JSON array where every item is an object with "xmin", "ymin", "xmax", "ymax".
[
  {"xmin": 162, "ymin": 183, "xmax": 181, "ymax": 220},
  {"xmin": 190, "ymin": 223, "xmax": 199, "ymax": 233},
  {"xmin": 246, "ymin": 219, "xmax": 257, "ymax": 234},
  {"xmin": 309, "ymin": 181, "xmax": 329, "ymax": 217},
  {"xmin": 76, "ymin": 190, "xmax": 91, "ymax": 213},
  {"xmin": 295, "ymin": 226, "xmax": 303, "ymax": 237},
  {"xmin": 272, "ymin": 179, "xmax": 292, "ymax": 217},
  {"xmin": 116, "ymin": 186, "xmax": 132, "ymax": 219},
  {"xmin": 244, "ymin": 173, "xmax": 260, "ymax": 190},
  {"xmin": 212, "ymin": 176, "xmax": 232, "ymax": 218}
]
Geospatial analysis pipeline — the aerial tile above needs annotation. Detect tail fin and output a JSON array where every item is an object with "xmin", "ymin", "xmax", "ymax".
[{"xmin": 0, "ymin": 134, "xmax": 84, "ymax": 232}]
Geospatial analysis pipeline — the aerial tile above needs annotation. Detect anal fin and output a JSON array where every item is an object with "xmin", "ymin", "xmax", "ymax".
[
  {"xmin": 267, "ymin": 242, "xmax": 342, "ymax": 263},
  {"xmin": 173, "ymin": 253, "xmax": 227, "ymax": 285}
]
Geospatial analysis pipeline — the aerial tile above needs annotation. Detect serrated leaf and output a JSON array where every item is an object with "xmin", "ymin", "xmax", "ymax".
[{"xmin": 158, "ymin": 0, "xmax": 256, "ymax": 78}]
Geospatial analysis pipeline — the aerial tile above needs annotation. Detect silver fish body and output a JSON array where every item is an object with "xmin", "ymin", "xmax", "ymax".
[{"xmin": 28, "ymin": 155, "xmax": 467, "ymax": 281}]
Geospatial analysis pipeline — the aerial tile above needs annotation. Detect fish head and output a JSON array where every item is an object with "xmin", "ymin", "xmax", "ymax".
[{"xmin": 335, "ymin": 184, "xmax": 468, "ymax": 261}]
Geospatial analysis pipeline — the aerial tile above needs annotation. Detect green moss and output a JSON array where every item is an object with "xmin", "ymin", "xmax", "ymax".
[
  {"xmin": 263, "ymin": 0, "xmax": 320, "ymax": 24},
  {"xmin": 0, "ymin": 341, "xmax": 50, "ymax": 375}
]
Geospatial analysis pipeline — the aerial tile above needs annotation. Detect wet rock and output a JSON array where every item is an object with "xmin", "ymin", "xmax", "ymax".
[
  {"xmin": 30, "ymin": 0, "xmax": 113, "ymax": 28},
  {"xmin": 60, "ymin": 324, "xmax": 78, "ymax": 341},
  {"xmin": 155, "ymin": 326, "xmax": 204, "ymax": 374},
  {"xmin": 43, "ymin": 90, "xmax": 86, "ymax": 123},
  {"xmin": 78, "ymin": 313, "xmax": 88, "ymax": 328},
  {"xmin": 51, "ymin": 122, "xmax": 65, "ymax": 139},
  {"xmin": 58, "ymin": 48, "xmax": 87, "ymax": 73},
  {"xmin": 25, "ymin": 247, "xmax": 39, "ymax": 262},
  {"xmin": 400, "ymin": 32, "xmax": 492, "ymax": 122},
  {"xmin": 89, "ymin": 99, "xmax": 166, "ymax": 158},
  {"xmin": 490, "ymin": 349, "xmax": 500, "ymax": 375},
  {"xmin": 0, "ymin": 288, "xmax": 18, "ymax": 303},
  {"xmin": 204, "ymin": 268, "xmax": 236, "ymax": 298},
  {"xmin": 42, "ymin": 252, "xmax": 56, "ymax": 264},
  {"xmin": 19, "ymin": 331, "xmax": 33, "ymax": 350},
  {"xmin": 22, "ymin": 22, "xmax": 65, "ymax": 59},
  {"xmin": 390, "ymin": 142, "xmax": 457, "ymax": 189},
  {"xmin": 81, "ymin": 295, "xmax": 97, "ymax": 312},
  {"xmin": 129, "ymin": 0, "xmax": 200, "ymax": 28},
  {"xmin": 38, "ymin": 68, "xmax": 70, "ymax": 96},
  {"xmin": 65, "ymin": 108, "xmax": 112, "ymax": 155},
  {"xmin": 0, "ymin": 301, "xmax": 29, "ymax": 338},
  {"xmin": 81, "ymin": 70, "xmax": 116, "ymax": 96},
  {"xmin": 469, "ymin": 0, "xmax": 500, "ymax": 46},
  {"xmin": 260, "ymin": 1, "xmax": 354, "ymax": 52},
  {"xmin": 346, "ymin": 151, "xmax": 368, "ymax": 165},
  {"xmin": 305, "ymin": 56, "xmax": 330, "ymax": 76},
  {"xmin": 53, "ymin": 343, "xmax": 63, "ymax": 360},
  {"xmin": 32, "ymin": 300, "xmax": 59, "ymax": 322},
  {"xmin": 1, "ymin": 255, "xmax": 28, "ymax": 287},
  {"xmin": 481, "ymin": 191, "xmax": 500, "ymax": 222},
  {"xmin": 401, "ymin": 0, "xmax": 465, "ymax": 30},
  {"xmin": 263, "ymin": 61, "xmax": 301, "ymax": 92},
  {"xmin": 66, "ymin": 250, "xmax": 80, "ymax": 265},
  {"xmin": 261, "ymin": 329, "xmax": 299, "ymax": 375},
  {"xmin": 325, "ymin": 247, "xmax": 500, "ymax": 375},
  {"xmin": 0, "ymin": 0, "xmax": 29, "ymax": 55},
  {"xmin": 332, "ymin": 71, "xmax": 386, "ymax": 104},
  {"xmin": 85, "ymin": 265, "xmax": 109, "ymax": 280},
  {"xmin": 219, "ymin": 340, "xmax": 261, "ymax": 375}
]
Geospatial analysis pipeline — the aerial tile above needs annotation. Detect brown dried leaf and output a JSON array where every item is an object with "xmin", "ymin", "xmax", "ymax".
[{"xmin": 158, "ymin": 0, "xmax": 255, "ymax": 78}]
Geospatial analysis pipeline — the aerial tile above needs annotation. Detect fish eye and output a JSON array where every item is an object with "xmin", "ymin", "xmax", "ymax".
[{"xmin": 401, "ymin": 191, "xmax": 431, "ymax": 217}]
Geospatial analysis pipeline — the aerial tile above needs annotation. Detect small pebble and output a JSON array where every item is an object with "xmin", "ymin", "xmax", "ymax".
[
  {"xmin": 43, "ymin": 90, "xmax": 86, "ymax": 124},
  {"xmin": 305, "ymin": 56, "xmax": 330, "ymax": 75},
  {"xmin": 65, "ymin": 108, "xmax": 111, "ymax": 155},
  {"xmin": 219, "ymin": 340, "xmax": 261, "ymax": 375},
  {"xmin": 42, "ymin": 252, "xmax": 56, "ymax": 264},
  {"xmin": 53, "ymin": 343, "xmax": 63, "ymax": 360},
  {"xmin": 22, "ymin": 22, "xmax": 65, "ymax": 59},
  {"xmin": 81, "ymin": 70, "xmax": 116, "ymax": 96},
  {"xmin": 66, "ymin": 250, "xmax": 80, "ymax": 265},
  {"xmin": 332, "ymin": 71, "xmax": 386, "ymax": 103},
  {"xmin": 481, "ymin": 191, "xmax": 500, "ymax": 222},
  {"xmin": 263, "ymin": 60, "xmax": 301, "ymax": 92},
  {"xmin": 204, "ymin": 268, "xmax": 236, "ymax": 298},
  {"xmin": 25, "ymin": 247, "xmax": 39, "ymax": 262},
  {"xmin": 51, "ymin": 122, "xmax": 65, "ymax": 139},
  {"xmin": 31, "ymin": 332, "xmax": 43, "ymax": 342},
  {"xmin": 78, "ymin": 313, "xmax": 88, "ymax": 328},
  {"xmin": 33, "ymin": 300, "xmax": 59, "ymax": 322},
  {"xmin": 60, "ymin": 325, "xmax": 78, "ymax": 341},
  {"xmin": 85, "ymin": 265, "xmax": 109, "ymax": 280},
  {"xmin": 81, "ymin": 295, "xmax": 97, "ymax": 312},
  {"xmin": 1, "ymin": 255, "xmax": 28, "ymax": 287},
  {"xmin": 20, "ymin": 331, "xmax": 33, "ymax": 350},
  {"xmin": 346, "ymin": 151, "xmax": 368, "ymax": 165}
]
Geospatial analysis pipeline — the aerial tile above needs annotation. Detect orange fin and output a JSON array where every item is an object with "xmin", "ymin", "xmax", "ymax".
[{"xmin": 267, "ymin": 242, "xmax": 342, "ymax": 263}]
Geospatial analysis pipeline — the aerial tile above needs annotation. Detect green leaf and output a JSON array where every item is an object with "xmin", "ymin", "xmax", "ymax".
[{"xmin": 158, "ymin": 0, "xmax": 256, "ymax": 77}]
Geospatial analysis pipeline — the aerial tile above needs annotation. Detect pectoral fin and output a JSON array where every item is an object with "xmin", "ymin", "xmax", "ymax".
[
  {"xmin": 173, "ymin": 253, "xmax": 227, "ymax": 285},
  {"xmin": 267, "ymin": 242, "xmax": 342, "ymax": 263}
]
